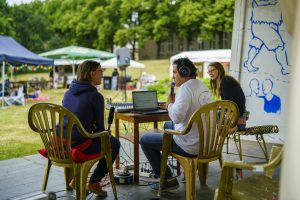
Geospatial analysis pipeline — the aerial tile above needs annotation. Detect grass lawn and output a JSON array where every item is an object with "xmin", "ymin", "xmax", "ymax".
[
  {"xmin": 0, "ymin": 59, "xmax": 171, "ymax": 160},
  {"xmin": 0, "ymin": 59, "xmax": 214, "ymax": 160}
]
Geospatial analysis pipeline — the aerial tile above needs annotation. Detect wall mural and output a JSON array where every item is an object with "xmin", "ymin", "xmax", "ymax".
[
  {"xmin": 244, "ymin": 0, "xmax": 290, "ymax": 75},
  {"xmin": 244, "ymin": 0, "xmax": 288, "ymax": 117},
  {"xmin": 248, "ymin": 78, "xmax": 281, "ymax": 114}
]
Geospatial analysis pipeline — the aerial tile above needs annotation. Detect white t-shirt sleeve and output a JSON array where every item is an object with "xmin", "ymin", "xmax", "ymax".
[{"xmin": 168, "ymin": 85, "xmax": 191, "ymax": 124}]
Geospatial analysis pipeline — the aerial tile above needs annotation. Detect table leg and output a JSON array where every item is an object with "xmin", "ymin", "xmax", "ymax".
[
  {"xmin": 134, "ymin": 122, "xmax": 139, "ymax": 184},
  {"xmin": 115, "ymin": 118, "xmax": 120, "ymax": 169},
  {"xmin": 154, "ymin": 121, "xmax": 158, "ymax": 130}
]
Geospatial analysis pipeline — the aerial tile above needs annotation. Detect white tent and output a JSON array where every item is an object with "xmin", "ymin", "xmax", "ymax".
[
  {"xmin": 169, "ymin": 49, "xmax": 231, "ymax": 78},
  {"xmin": 100, "ymin": 57, "xmax": 145, "ymax": 69}
]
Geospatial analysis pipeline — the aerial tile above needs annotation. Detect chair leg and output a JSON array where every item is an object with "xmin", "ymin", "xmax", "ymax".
[
  {"xmin": 226, "ymin": 136, "xmax": 229, "ymax": 154},
  {"xmin": 158, "ymin": 153, "xmax": 169, "ymax": 196},
  {"xmin": 237, "ymin": 135, "xmax": 243, "ymax": 161},
  {"xmin": 256, "ymin": 134, "xmax": 269, "ymax": 162},
  {"xmin": 198, "ymin": 163, "xmax": 209, "ymax": 186},
  {"xmin": 106, "ymin": 154, "xmax": 118, "ymax": 200},
  {"xmin": 64, "ymin": 167, "xmax": 73, "ymax": 190},
  {"xmin": 42, "ymin": 159, "xmax": 52, "ymax": 192},
  {"xmin": 74, "ymin": 164, "xmax": 82, "ymax": 200}
]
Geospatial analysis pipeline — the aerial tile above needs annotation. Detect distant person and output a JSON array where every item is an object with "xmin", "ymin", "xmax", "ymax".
[
  {"xmin": 62, "ymin": 60, "xmax": 120, "ymax": 197},
  {"xmin": 49, "ymin": 69, "xmax": 54, "ymax": 81},
  {"xmin": 27, "ymin": 87, "xmax": 41, "ymax": 99},
  {"xmin": 140, "ymin": 58, "xmax": 212, "ymax": 191},
  {"xmin": 111, "ymin": 69, "xmax": 119, "ymax": 90},
  {"xmin": 208, "ymin": 62, "xmax": 247, "ymax": 132},
  {"xmin": 4, "ymin": 84, "xmax": 25, "ymax": 106}
]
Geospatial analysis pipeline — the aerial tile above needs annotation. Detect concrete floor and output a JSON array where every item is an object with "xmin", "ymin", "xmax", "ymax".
[{"xmin": 0, "ymin": 139, "xmax": 279, "ymax": 200}]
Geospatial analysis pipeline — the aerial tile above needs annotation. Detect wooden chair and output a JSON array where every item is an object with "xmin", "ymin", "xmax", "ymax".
[
  {"xmin": 28, "ymin": 103, "xmax": 117, "ymax": 200},
  {"xmin": 158, "ymin": 100, "xmax": 239, "ymax": 200},
  {"xmin": 214, "ymin": 145, "xmax": 282, "ymax": 200}
]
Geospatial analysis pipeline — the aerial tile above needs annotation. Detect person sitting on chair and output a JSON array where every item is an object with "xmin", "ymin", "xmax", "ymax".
[
  {"xmin": 207, "ymin": 62, "xmax": 247, "ymax": 133},
  {"xmin": 4, "ymin": 84, "xmax": 25, "ymax": 106},
  {"xmin": 140, "ymin": 58, "xmax": 212, "ymax": 191},
  {"xmin": 62, "ymin": 60, "xmax": 120, "ymax": 197}
]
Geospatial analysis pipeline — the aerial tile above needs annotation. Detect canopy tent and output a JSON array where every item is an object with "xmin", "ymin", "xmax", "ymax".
[
  {"xmin": 169, "ymin": 49, "xmax": 231, "ymax": 78},
  {"xmin": 0, "ymin": 35, "xmax": 54, "ymax": 106},
  {"xmin": 40, "ymin": 46, "xmax": 115, "ymax": 76},
  {"xmin": 100, "ymin": 57, "xmax": 145, "ymax": 69},
  {"xmin": 39, "ymin": 46, "xmax": 115, "ymax": 60},
  {"xmin": 54, "ymin": 59, "xmax": 102, "ymax": 66},
  {"xmin": 0, "ymin": 36, "xmax": 54, "ymax": 65}
]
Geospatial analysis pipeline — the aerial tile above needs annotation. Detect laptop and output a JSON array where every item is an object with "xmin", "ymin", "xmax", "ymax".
[{"xmin": 132, "ymin": 91, "xmax": 168, "ymax": 115}]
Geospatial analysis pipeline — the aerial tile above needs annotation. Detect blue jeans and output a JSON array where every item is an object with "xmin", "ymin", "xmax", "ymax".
[
  {"xmin": 140, "ymin": 121, "xmax": 196, "ymax": 179},
  {"xmin": 86, "ymin": 135, "xmax": 120, "ymax": 183}
]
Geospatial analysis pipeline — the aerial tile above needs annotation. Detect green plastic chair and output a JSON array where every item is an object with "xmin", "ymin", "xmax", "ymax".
[
  {"xmin": 158, "ymin": 100, "xmax": 239, "ymax": 200},
  {"xmin": 28, "ymin": 103, "xmax": 117, "ymax": 200}
]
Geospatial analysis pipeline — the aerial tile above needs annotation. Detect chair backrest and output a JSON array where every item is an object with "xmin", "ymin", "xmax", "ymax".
[
  {"xmin": 28, "ymin": 103, "xmax": 86, "ymax": 164},
  {"xmin": 183, "ymin": 100, "xmax": 239, "ymax": 160}
]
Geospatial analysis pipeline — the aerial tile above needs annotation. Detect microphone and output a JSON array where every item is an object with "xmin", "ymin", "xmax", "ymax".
[
  {"xmin": 107, "ymin": 107, "xmax": 115, "ymax": 131},
  {"xmin": 170, "ymin": 82, "xmax": 175, "ymax": 95}
]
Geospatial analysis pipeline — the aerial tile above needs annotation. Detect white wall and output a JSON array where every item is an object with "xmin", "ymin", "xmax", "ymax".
[{"xmin": 231, "ymin": 0, "xmax": 292, "ymax": 143}]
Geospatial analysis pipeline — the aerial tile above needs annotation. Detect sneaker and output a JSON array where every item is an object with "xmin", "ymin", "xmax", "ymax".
[
  {"xmin": 150, "ymin": 177, "xmax": 179, "ymax": 191},
  {"xmin": 87, "ymin": 182, "xmax": 108, "ymax": 197}
]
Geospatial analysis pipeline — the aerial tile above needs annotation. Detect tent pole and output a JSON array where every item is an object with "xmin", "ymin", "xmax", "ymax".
[
  {"xmin": 53, "ymin": 64, "xmax": 55, "ymax": 88},
  {"xmin": 2, "ymin": 60, "xmax": 5, "ymax": 107},
  {"xmin": 72, "ymin": 59, "xmax": 75, "ymax": 77}
]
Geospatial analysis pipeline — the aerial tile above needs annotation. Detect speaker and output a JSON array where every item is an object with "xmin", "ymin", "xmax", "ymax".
[
  {"xmin": 179, "ymin": 66, "xmax": 191, "ymax": 77},
  {"xmin": 116, "ymin": 47, "xmax": 131, "ymax": 67}
]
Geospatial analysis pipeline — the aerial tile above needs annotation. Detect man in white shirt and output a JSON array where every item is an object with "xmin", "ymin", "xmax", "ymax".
[{"xmin": 140, "ymin": 58, "xmax": 212, "ymax": 191}]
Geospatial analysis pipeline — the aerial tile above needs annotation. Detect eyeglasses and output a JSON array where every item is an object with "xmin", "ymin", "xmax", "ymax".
[{"xmin": 207, "ymin": 69, "xmax": 217, "ymax": 74}]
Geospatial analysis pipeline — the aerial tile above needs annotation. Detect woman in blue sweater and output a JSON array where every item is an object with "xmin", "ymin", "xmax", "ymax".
[
  {"xmin": 208, "ymin": 62, "xmax": 247, "ymax": 133},
  {"xmin": 62, "ymin": 60, "xmax": 120, "ymax": 197}
]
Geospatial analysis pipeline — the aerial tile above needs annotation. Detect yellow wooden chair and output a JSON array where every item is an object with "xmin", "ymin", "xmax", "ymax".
[
  {"xmin": 214, "ymin": 145, "xmax": 282, "ymax": 200},
  {"xmin": 28, "ymin": 103, "xmax": 117, "ymax": 200},
  {"xmin": 158, "ymin": 100, "xmax": 239, "ymax": 200}
]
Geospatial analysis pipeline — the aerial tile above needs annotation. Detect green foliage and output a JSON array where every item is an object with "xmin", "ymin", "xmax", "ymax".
[
  {"xmin": 147, "ymin": 78, "xmax": 170, "ymax": 101},
  {"xmin": 200, "ymin": 0, "xmax": 235, "ymax": 40},
  {"xmin": 1, "ymin": 0, "xmax": 235, "ymax": 57},
  {"xmin": 0, "ymin": 0, "xmax": 15, "ymax": 36}
]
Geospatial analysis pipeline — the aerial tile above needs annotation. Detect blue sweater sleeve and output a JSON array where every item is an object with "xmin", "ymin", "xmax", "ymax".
[{"xmin": 91, "ymin": 92, "xmax": 105, "ymax": 132}]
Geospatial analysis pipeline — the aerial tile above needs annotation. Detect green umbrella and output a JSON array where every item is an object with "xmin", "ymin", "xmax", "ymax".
[{"xmin": 39, "ymin": 46, "xmax": 115, "ymax": 60}]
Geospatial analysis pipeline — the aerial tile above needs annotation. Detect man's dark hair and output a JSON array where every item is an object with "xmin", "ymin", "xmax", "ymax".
[{"xmin": 173, "ymin": 57, "xmax": 197, "ymax": 77}]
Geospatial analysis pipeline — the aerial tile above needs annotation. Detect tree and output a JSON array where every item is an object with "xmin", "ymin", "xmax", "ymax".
[
  {"xmin": 200, "ymin": 0, "xmax": 235, "ymax": 48},
  {"xmin": 114, "ymin": 0, "xmax": 144, "ymax": 59},
  {"xmin": 177, "ymin": 0, "xmax": 210, "ymax": 50},
  {"xmin": 0, "ymin": 0, "xmax": 15, "ymax": 36},
  {"xmin": 10, "ymin": 0, "xmax": 62, "ymax": 53},
  {"xmin": 151, "ymin": 0, "xmax": 179, "ymax": 59}
]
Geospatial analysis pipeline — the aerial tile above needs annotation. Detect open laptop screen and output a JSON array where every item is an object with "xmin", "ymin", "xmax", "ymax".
[{"xmin": 132, "ymin": 91, "xmax": 158, "ymax": 111}]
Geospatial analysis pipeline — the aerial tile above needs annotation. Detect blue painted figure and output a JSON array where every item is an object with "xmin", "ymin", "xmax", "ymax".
[
  {"xmin": 244, "ymin": 0, "xmax": 290, "ymax": 75},
  {"xmin": 260, "ymin": 79, "xmax": 281, "ymax": 113}
]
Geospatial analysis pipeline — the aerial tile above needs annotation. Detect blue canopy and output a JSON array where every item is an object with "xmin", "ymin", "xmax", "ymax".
[{"xmin": 0, "ymin": 36, "xmax": 54, "ymax": 65}]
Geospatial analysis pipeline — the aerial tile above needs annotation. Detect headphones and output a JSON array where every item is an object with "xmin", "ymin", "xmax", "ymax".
[{"xmin": 179, "ymin": 66, "xmax": 191, "ymax": 77}]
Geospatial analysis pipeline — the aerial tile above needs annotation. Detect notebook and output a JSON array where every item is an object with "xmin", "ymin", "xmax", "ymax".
[{"xmin": 132, "ymin": 91, "xmax": 168, "ymax": 115}]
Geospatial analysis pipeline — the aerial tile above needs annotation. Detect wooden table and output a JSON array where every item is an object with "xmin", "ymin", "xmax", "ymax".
[{"xmin": 114, "ymin": 112, "xmax": 170, "ymax": 183}]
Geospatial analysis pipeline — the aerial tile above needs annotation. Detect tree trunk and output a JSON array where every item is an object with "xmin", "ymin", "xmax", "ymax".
[
  {"xmin": 218, "ymin": 31, "xmax": 223, "ymax": 49},
  {"xmin": 132, "ymin": 41, "xmax": 136, "ymax": 60},
  {"xmin": 156, "ymin": 41, "xmax": 161, "ymax": 59}
]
